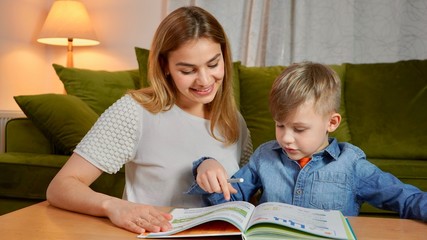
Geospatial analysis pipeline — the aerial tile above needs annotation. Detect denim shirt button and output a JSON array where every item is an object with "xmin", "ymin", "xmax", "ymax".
[{"xmin": 296, "ymin": 189, "xmax": 303, "ymax": 195}]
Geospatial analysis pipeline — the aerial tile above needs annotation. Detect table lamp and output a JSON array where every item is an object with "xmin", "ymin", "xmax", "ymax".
[{"xmin": 37, "ymin": 0, "xmax": 100, "ymax": 68}]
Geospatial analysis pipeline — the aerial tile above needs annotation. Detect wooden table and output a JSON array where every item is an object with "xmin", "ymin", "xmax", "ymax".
[{"xmin": 0, "ymin": 201, "xmax": 426, "ymax": 239}]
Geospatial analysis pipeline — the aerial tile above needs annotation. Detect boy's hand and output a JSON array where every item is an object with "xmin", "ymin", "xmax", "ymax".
[{"xmin": 196, "ymin": 159, "xmax": 237, "ymax": 200}]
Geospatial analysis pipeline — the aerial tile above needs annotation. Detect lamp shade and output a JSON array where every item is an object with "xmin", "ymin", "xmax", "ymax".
[{"xmin": 37, "ymin": 0, "xmax": 99, "ymax": 46}]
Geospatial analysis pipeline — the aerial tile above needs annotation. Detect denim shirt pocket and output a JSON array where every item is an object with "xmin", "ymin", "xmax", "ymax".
[{"xmin": 310, "ymin": 171, "xmax": 348, "ymax": 210}]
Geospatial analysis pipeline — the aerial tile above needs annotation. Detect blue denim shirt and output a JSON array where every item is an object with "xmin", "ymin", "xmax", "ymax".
[{"xmin": 188, "ymin": 138, "xmax": 427, "ymax": 221}]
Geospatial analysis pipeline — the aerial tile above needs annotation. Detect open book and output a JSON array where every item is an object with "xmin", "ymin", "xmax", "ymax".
[{"xmin": 138, "ymin": 201, "xmax": 357, "ymax": 239}]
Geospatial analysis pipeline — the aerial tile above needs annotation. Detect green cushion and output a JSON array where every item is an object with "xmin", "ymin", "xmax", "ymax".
[
  {"xmin": 345, "ymin": 60, "xmax": 427, "ymax": 159},
  {"xmin": 368, "ymin": 159, "xmax": 427, "ymax": 186},
  {"xmin": 14, "ymin": 94, "xmax": 99, "ymax": 155},
  {"xmin": 239, "ymin": 64, "xmax": 350, "ymax": 150},
  {"xmin": 5, "ymin": 118, "xmax": 53, "ymax": 154},
  {"xmin": 135, "ymin": 47, "xmax": 150, "ymax": 88},
  {"xmin": 239, "ymin": 65, "xmax": 285, "ymax": 149},
  {"xmin": 328, "ymin": 64, "xmax": 352, "ymax": 143},
  {"xmin": 232, "ymin": 61, "xmax": 241, "ymax": 108},
  {"xmin": 0, "ymin": 152, "xmax": 124, "ymax": 202},
  {"xmin": 53, "ymin": 64, "xmax": 139, "ymax": 115},
  {"xmin": 0, "ymin": 153, "xmax": 69, "ymax": 202}
]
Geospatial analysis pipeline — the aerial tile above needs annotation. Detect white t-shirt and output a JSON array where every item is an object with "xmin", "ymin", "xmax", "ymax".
[{"xmin": 75, "ymin": 95, "xmax": 251, "ymax": 207}]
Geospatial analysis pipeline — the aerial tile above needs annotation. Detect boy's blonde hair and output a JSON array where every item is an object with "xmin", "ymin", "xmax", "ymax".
[
  {"xmin": 269, "ymin": 62, "xmax": 341, "ymax": 121},
  {"xmin": 129, "ymin": 6, "xmax": 238, "ymax": 145}
]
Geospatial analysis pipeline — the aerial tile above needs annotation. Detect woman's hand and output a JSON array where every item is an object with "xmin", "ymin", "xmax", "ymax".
[
  {"xmin": 104, "ymin": 198, "xmax": 173, "ymax": 234},
  {"xmin": 196, "ymin": 159, "xmax": 237, "ymax": 200},
  {"xmin": 47, "ymin": 154, "xmax": 172, "ymax": 234}
]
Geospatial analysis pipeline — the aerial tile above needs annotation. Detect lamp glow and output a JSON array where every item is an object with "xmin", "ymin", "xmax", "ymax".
[{"xmin": 37, "ymin": 0, "xmax": 99, "ymax": 67}]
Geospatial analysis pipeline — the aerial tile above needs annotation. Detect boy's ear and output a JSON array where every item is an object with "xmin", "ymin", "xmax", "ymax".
[{"xmin": 327, "ymin": 113, "xmax": 341, "ymax": 133}]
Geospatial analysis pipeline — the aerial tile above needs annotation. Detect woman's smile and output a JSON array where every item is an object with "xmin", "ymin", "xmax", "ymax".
[{"xmin": 190, "ymin": 84, "xmax": 214, "ymax": 96}]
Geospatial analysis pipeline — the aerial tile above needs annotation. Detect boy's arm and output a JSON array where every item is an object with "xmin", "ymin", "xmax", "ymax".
[
  {"xmin": 191, "ymin": 157, "xmax": 237, "ymax": 200},
  {"xmin": 356, "ymin": 160, "xmax": 427, "ymax": 221},
  {"xmin": 187, "ymin": 157, "xmax": 261, "ymax": 205}
]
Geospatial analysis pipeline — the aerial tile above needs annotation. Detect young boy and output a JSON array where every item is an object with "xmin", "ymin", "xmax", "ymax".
[{"xmin": 188, "ymin": 62, "xmax": 427, "ymax": 221}]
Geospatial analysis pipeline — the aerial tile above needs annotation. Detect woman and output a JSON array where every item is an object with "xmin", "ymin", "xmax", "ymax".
[{"xmin": 46, "ymin": 6, "xmax": 252, "ymax": 234}]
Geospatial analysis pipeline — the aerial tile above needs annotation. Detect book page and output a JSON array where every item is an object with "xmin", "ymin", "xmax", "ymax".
[
  {"xmin": 246, "ymin": 202, "xmax": 351, "ymax": 239},
  {"xmin": 139, "ymin": 201, "xmax": 255, "ymax": 238},
  {"xmin": 154, "ymin": 221, "xmax": 242, "ymax": 238}
]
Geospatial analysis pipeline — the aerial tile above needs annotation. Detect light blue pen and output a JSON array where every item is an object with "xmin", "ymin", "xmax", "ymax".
[{"xmin": 226, "ymin": 178, "xmax": 244, "ymax": 183}]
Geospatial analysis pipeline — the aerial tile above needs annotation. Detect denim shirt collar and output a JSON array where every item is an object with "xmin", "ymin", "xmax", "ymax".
[{"xmin": 271, "ymin": 137, "xmax": 341, "ymax": 162}]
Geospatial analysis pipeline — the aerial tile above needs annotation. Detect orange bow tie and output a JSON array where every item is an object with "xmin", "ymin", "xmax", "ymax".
[{"xmin": 298, "ymin": 157, "xmax": 311, "ymax": 168}]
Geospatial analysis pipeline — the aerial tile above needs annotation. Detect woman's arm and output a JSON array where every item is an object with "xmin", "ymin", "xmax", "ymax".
[{"xmin": 46, "ymin": 153, "xmax": 172, "ymax": 234}]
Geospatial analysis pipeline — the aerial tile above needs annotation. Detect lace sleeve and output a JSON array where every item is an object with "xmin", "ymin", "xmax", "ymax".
[
  {"xmin": 75, "ymin": 95, "xmax": 141, "ymax": 174},
  {"xmin": 240, "ymin": 129, "xmax": 253, "ymax": 167},
  {"xmin": 238, "ymin": 112, "xmax": 253, "ymax": 167}
]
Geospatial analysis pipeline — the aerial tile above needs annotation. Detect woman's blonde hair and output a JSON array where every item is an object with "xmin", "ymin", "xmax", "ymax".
[
  {"xmin": 269, "ymin": 62, "xmax": 341, "ymax": 121},
  {"xmin": 129, "ymin": 6, "xmax": 239, "ymax": 145}
]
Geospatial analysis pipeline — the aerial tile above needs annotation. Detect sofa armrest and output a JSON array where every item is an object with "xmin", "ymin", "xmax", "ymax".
[{"xmin": 5, "ymin": 118, "xmax": 54, "ymax": 154}]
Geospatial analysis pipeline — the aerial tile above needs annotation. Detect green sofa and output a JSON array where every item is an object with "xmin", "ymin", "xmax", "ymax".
[{"xmin": 1, "ymin": 47, "xmax": 426, "ymax": 216}]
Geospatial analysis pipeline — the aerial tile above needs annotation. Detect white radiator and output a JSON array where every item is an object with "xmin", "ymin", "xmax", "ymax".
[{"xmin": 0, "ymin": 110, "xmax": 26, "ymax": 153}]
